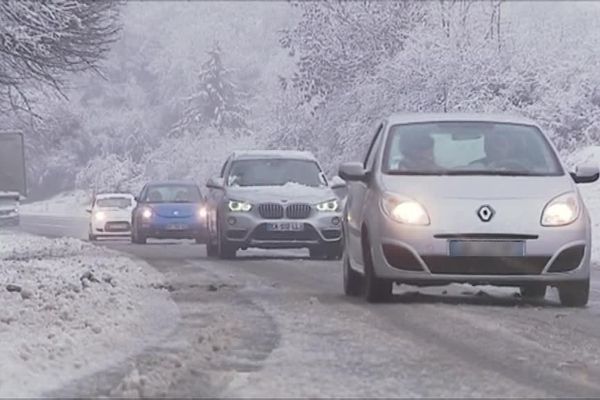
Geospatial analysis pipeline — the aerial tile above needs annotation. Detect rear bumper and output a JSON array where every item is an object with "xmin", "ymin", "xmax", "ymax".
[{"xmin": 0, "ymin": 214, "xmax": 19, "ymax": 226}]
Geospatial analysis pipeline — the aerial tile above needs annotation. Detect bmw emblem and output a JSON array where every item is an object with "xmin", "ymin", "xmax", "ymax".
[{"xmin": 477, "ymin": 205, "xmax": 494, "ymax": 222}]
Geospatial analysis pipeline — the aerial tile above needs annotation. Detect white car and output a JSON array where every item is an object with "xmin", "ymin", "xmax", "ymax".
[{"xmin": 87, "ymin": 193, "xmax": 136, "ymax": 241}]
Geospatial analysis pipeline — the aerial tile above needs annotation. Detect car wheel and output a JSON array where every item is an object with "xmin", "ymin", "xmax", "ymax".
[
  {"xmin": 519, "ymin": 284, "xmax": 546, "ymax": 301},
  {"xmin": 362, "ymin": 232, "xmax": 392, "ymax": 303},
  {"xmin": 88, "ymin": 233, "xmax": 97, "ymax": 242},
  {"xmin": 343, "ymin": 252, "xmax": 362, "ymax": 296},
  {"xmin": 309, "ymin": 246, "xmax": 326, "ymax": 260},
  {"xmin": 326, "ymin": 241, "xmax": 344, "ymax": 260},
  {"xmin": 558, "ymin": 279, "xmax": 589, "ymax": 307},
  {"xmin": 217, "ymin": 219, "xmax": 236, "ymax": 259},
  {"xmin": 131, "ymin": 222, "xmax": 147, "ymax": 245}
]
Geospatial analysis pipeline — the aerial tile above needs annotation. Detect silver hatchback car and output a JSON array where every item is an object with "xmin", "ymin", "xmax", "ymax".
[
  {"xmin": 205, "ymin": 150, "xmax": 345, "ymax": 259},
  {"xmin": 339, "ymin": 113, "xmax": 599, "ymax": 306}
]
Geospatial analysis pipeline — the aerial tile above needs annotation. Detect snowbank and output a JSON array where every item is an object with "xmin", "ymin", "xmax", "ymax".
[
  {"xmin": 0, "ymin": 231, "xmax": 178, "ymax": 397},
  {"xmin": 20, "ymin": 190, "xmax": 91, "ymax": 218}
]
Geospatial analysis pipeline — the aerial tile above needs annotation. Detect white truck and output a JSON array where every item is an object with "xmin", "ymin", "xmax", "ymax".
[{"xmin": 0, "ymin": 131, "xmax": 26, "ymax": 226}]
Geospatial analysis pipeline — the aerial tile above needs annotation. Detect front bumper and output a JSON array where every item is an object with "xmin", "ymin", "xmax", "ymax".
[
  {"xmin": 92, "ymin": 219, "xmax": 132, "ymax": 236},
  {"xmin": 221, "ymin": 211, "xmax": 343, "ymax": 249},
  {"xmin": 370, "ymin": 214, "xmax": 591, "ymax": 286},
  {"xmin": 139, "ymin": 216, "xmax": 208, "ymax": 240}
]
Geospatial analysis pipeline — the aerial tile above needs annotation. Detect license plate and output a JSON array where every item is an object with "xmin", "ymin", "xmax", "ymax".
[
  {"xmin": 112, "ymin": 223, "xmax": 129, "ymax": 229},
  {"xmin": 449, "ymin": 240, "xmax": 524, "ymax": 257},
  {"xmin": 266, "ymin": 222, "xmax": 304, "ymax": 232},
  {"xmin": 166, "ymin": 224, "xmax": 188, "ymax": 231}
]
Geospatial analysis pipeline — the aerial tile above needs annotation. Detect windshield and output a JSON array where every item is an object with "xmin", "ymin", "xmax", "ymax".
[
  {"xmin": 382, "ymin": 122, "xmax": 564, "ymax": 176},
  {"xmin": 143, "ymin": 185, "xmax": 202, "ymax": 203},
  {"xmin": 227, "ymin": 159, "xmax": 326, "ymax": 187},
  {"xmin": 96, "ymin": 197, "xmax": 132, "ymax": 208}
]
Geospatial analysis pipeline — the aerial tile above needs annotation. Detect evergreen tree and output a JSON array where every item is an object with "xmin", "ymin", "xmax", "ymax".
[{"xmin": 174, "ymin": 42, "xmax": 250, "ymax": 136}]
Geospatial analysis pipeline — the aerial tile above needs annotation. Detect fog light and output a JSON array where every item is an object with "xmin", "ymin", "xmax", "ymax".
[
  {"xmin": 331, "ymin": 216, "xmax": 341, "ymax": 225},
  {"xmin": 228, "ymin": 217, "xmax": 237, "ymax": 226}
]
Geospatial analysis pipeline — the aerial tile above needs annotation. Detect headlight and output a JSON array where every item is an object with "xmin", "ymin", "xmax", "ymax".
[
  {"xmin": 316, "ymin": 199, "xmax": 339, "ymax": 212},
  {"xmin": 142, "ymin": 208, "xmax": 153, "ymax": 219},
  {"xmin": 94, "ymin": 211, "xmax": 106, "ymax": 221},
  {"xmin": 198, "ymin": 207, "xmax": 208, "ymax": 219},
  {"xmin": 228, "ymin": 200, "xmax": 252, "ymax": 212},
  {"xmin": 382, "ymin": 193, "xmax": 430, "ymax": 225},
  {"xmin": 541, "ymin": 192, "xmax": 580, "ymax": 226}
]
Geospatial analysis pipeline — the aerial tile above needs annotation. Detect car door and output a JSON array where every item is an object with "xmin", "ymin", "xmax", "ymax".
[{"xmin": 346, "ymin": 123, "xmax": 384, "ymax": 268}]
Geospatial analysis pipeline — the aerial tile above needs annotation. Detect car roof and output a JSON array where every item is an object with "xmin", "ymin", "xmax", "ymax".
[
  {"xmin": 95, "ymin": 193, "xmax": 134, "ymax": 199},
  {"xmin": 231, "ymin": 150, "xmax": 318, "ymax": 162},
  {"xmin": 385, "ymin": 113, "xmax": 538, "ymax": 126}
]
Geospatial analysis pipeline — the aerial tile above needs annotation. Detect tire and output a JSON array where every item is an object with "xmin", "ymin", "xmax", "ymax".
[
  {"xmin": 558, "ymin": 279, "xmax": 589, "ymax": 307},
  {"xmin": 362, "ymin": 232, "xmax": 393, "ymax": 303},
  {"xmin": 520, "ymin": 284, "xmax": 547, "ymax": 301},
  {"xmin": 309, "ymin": 246, "xmax": 326, "ymax": 260},
  {"xmin": 88, "ymin": 233, "xmax": 97, "ymax": 242},
  {"xmin": 217, "ymin": 219, "xmax": 236, "ymax": 259},
  {"xmin": 206, "ymin": 238, "xmax": 218, "ymax": 257},
  {"xmin": 326, "ymin": 241, "xmax": 344, "ymax": 260},
  {"xmin": 343, "ymin": 252, "xmax": 362, "ymax": 296},
  {"xmin": 131, "ymin": 223, "xmax": 147, "ymax": 245}
]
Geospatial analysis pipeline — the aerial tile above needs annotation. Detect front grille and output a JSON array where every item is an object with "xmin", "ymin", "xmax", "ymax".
[
  {"xmin": 252, "ymin": 224, "xmax": 319, "ymax": 241},
  {"xmin": 382, "ymin": 244, "xmax": 424, "ymax": 271},
  {"xmin": 0, "ymin": 210, "xmax": 13, "ymax": 216},
  {"xmin": 105, "ymin": 222, "xmax": 131, "ymax": 232},
  {"xmin": 286, "ymin": 203, "xmax": 312, "ymax": 219},
  {"xmin": 423, "ymin": 256, "xmax": 550, "ymax": 275},
  {"xmin": 258, "ymin": 203, "xmax": 284, "ymax": 219},
  {"xmin": 547, "ymin": 245, "xmax": 585, "ymax": 272}
]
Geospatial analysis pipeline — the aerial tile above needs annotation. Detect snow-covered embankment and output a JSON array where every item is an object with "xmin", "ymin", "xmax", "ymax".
[{"xmin": 0, "ymin": 231, "xmax": 178, "ymax": 397}]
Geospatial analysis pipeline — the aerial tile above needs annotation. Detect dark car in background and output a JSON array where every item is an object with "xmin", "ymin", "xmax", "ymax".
[{"xmin": 131, "ymin": 181, "xmax": 208, "ymax": 244}]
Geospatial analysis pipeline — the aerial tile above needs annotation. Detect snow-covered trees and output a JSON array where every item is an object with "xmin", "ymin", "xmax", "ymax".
[
  {"xmin": 0, "ymin": 1, "xmax": 121, "ymax": 111},
  {"xmin": 174, "ymin": 42, "xmax": 250, "ymax": 136},
  {"xmin": 279, "ymin": 1, "xmax": 425, "ymax": 110},
  {"xmin": 277, "ymin": 1, "xmax": 600, "ymax": 172}
]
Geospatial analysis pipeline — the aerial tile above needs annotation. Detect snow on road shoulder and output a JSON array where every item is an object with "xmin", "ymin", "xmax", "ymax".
[
  {"xmin": 20, "ymin": 190, "xmax": 91, "ymax": 218},
  {"xmin": 0, "ymin": 231, "xmax": 179, "ymax": 397}
]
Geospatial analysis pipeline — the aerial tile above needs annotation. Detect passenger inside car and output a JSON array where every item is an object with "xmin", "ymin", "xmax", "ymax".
[{"xmin": 392, "ymin": 132, "xmax": 441, "ymax": 171}]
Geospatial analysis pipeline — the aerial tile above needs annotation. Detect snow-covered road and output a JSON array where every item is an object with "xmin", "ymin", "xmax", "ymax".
[{"xmin": 17, "ymin": 214, "xmax": 600, "ymax": 397}]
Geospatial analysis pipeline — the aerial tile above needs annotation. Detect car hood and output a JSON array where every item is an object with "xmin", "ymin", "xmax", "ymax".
[
  {"xmin": 226, "ymin": 183, "xmax": 337, "ymax": 204},
  {"xmin": 148, "ymin": 203, "xmax": 199, "ymax": 218},
  {"xmin": 380, "ymin": 174, "xmax": 580, "ymax": 233}
]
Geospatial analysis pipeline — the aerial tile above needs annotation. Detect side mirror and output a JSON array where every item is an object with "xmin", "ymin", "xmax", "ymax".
[
  {"xmin": 339, "ymin": 162, "xmax": 369, "ymax": 182},
  {"xmin": 85, "ymin": 207, "xmax": 92, "ymax": 214},
  {"xmin": 329, "ymin": 176, "xmax": 346, "ymax": 190},
  {"xmin": 206, "ymin": 177, "xmax": 225, "ymax": 190},
  {"xmin": 571, "ymin": 165, "xmax": 600, "ymax": 184}
]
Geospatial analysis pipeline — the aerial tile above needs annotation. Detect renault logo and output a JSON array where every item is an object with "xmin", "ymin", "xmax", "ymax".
[{"xmin": 477, "ymin": 205, "xmax": 494, "ymax": 222}]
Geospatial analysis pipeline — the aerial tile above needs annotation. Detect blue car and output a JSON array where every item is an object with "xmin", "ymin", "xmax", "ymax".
[{"xmin": 131, "ymin": 181, "xmax": 208, "ymax": 244}]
